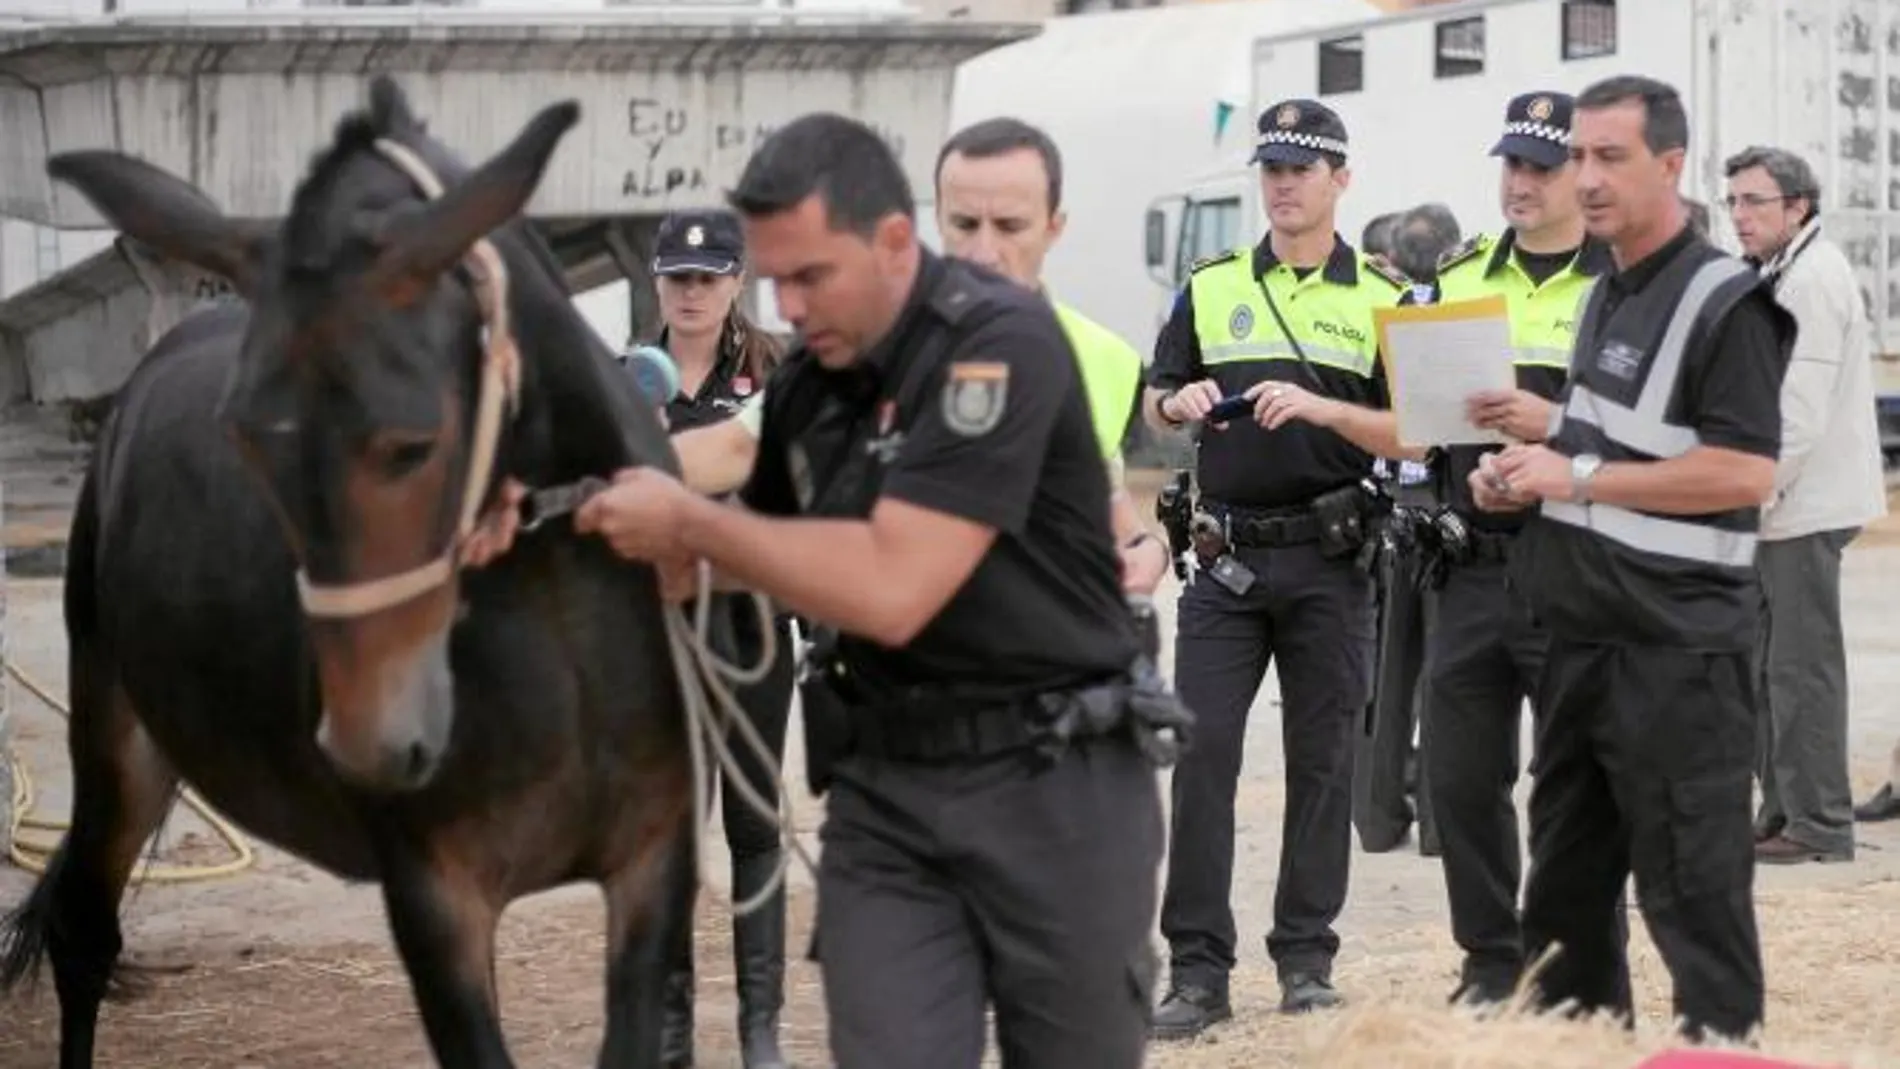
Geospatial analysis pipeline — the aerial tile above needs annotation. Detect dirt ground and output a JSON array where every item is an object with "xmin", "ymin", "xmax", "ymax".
[{"xmin": 3, "ymin": 462, "xmax": 1900, "ymax": 1067}]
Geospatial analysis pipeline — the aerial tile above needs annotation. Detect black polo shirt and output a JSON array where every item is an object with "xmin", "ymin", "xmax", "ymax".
[
  {"xmin": 656, "ymin": 330, "xmax": 766, "ymax": 434},
  {"xmin": 742, "ymin": 249, "xmax": 1138, "ymax": 693},
  {"xmin": 1148, "ymin": 235, "xmax": 1406, "ymax": 509}
]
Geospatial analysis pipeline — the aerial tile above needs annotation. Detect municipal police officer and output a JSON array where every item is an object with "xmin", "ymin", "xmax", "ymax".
[
  {"xmin": 1476, "ymin": 75, "xmax": 1793, "ymax": 1043},
  {"xmin": 1142, "ymin": 98, "xmax": 1412, "ymax": 1035},
  {"xmin": 571, "ymin": 113, "xmax": 1187, "ymax": 1069},
  {"xmin": 1419, "ymin": 91, "xmax": 1613, "ymax": 1007},
  {"xmin": 636, "ymin": 208, "xmax": 797, "ymax": 1069}
]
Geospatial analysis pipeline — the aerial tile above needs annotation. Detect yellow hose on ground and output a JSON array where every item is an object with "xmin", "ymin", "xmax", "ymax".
[{"xmin": 4, "ymin": 657, "xmax": 256, "ymax": 883}]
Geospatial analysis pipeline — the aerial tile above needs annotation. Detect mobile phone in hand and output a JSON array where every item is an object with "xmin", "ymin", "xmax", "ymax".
[{"xmin": 1206, "ymin": 394, "xmax": 1256, "ymax": 424}]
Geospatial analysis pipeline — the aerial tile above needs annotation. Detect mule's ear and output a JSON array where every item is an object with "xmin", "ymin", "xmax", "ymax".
[
  {"xmin": 369, "ymin": 75, "xmax": 420, "ymax": 137},
  {"xmin": 376, "ymin": 100, "xmax": 581, "ymax": 284},
  {"xmin": 48, "ymin": 151, "xmax": 265, "ymax": 296}
]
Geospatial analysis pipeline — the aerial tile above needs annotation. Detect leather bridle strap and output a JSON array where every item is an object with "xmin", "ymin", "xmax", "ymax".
[{"xmin": 293, "ymin": 138, "xmax": 523, "ymax": 619}]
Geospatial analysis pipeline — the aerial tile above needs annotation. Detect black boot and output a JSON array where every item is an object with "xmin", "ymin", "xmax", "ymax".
[
  {"xmin": 733, "ymin": 851, "xmax": 790, "ymax": 1069},
  {"xmin": 660, "ymin": 913, "xmax": 695, "ymax": 1068}
]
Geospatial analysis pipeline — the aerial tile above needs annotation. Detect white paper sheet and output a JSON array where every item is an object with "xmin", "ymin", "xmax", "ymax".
[{"xmin": 1374, "ymin": 295, "xmax": 1519, "ymax": 448}]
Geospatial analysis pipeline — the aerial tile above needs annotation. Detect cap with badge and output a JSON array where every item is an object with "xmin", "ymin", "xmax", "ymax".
[
  {"xmin": 1251, "ymin": 98, "xmax": 1350, "ymax": 166},
  {"xmin": 651, "ymin": 209, "xmax": 745, "ymax": 276},
  {"xmin": 1490, "ymin": 91, "xmax": 1575, "ymax": 170}
]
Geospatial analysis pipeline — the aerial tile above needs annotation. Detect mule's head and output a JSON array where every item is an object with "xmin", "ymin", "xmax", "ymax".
[{"xmin": 47, "ymin": 79, "xmax": 581, "ymax": 792}]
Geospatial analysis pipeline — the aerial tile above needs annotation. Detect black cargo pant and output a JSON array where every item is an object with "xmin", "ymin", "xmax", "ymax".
[
  {"xmin": 1420, "ymin": 554, "xmax": 1546, "ymax": 993},
  {"xmin": 1521, "ymin": 638, "xmax": 1763, "ymax": 1042},
  {"xmin": 815, "ymin": 735, "xmax": 1165, "ymax": 1069},
  {"xmin": 1161, "ymin": 541, "xmax": 1375, "ymax": 989}
]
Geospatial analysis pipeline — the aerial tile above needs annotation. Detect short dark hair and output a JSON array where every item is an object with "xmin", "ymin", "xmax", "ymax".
[
  {"xmin": 1391, "ymin": 203, "xmax": 1462, "ymax": 282},
  {"xmin": 1576, "ymin": 75, "xmax": 1690, "ymax": 155},
  {"xmin": 935, "ymin": 117, "xmax": 1064, "ymax": 213},
  {"xmin": 1723, "ymin": 144, "xmax": 1822, "ymax": 222},
  {"xmin": 1361, "ymin": 211, "xmax": 1403, "ymax": 258},
  {"xmin": 726, "ymin": 112, "xmax": 915, "ymax": 238}
]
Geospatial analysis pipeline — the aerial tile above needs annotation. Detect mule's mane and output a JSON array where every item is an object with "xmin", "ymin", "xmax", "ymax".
[{"xmin": 281, "ymin": 110, "xmax": 401, "ymax": 274}]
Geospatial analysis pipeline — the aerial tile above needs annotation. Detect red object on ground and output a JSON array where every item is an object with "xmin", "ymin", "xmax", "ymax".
[{"xmin": 1636, "ymin": 1054, "xmax": 1828, "ymax": 1069}]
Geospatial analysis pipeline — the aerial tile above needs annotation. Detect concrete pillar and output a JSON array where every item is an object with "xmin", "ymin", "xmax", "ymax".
[
  {"xmin": 604, "ymin": 218, "xmax": 661, "ymax": 348},
  {"xmin": 0, "ymin": 329, "xmax": 24, "ymax": 405},
  {"xmin": 1, "ymin": 479, "xmax": 12, "ymax": 850}
]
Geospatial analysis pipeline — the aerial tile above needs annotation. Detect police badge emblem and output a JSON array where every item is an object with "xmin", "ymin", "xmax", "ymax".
[
  {"xmin": 942, "ymin": 361, "xmax": 1009, "ymax": 437},
  {"xmin": 1228, "ymin": 304, "xmax": 1255, "ymax": 339},
  {"xmin": 685, "ymin": 225, "xmax": 705, "ymax": 247},
  {"xmin": 1276, "ymin": 103, "xmax": 1300, "ymax": 129},
  {"xmin": 1527, "ymin": 96, "xmax": 1555, "ymax": 122}
]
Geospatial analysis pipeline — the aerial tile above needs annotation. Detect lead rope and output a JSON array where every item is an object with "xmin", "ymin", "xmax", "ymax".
[{"xmin": 663, "ymin": 565, "xmax": 819, "ymax": 915}]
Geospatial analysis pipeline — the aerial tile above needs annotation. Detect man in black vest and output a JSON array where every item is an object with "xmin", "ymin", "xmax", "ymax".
[{"xmin": 1473, "ymin": 76, "xmax": 1795, "ymax": 1043}]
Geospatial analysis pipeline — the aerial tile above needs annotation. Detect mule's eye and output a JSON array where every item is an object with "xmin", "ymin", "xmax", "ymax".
[{"xmin": 373, "ymin": 433, "xmax": 437, "ymax": 479}]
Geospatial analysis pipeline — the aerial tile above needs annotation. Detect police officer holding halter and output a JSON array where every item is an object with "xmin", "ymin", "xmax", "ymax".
[
  {"xmin": 1142, "ymin": 97, "xmax": 1412, "ymax": 1036},
  {"xmin": 517, "ymin": 113, "xmax": 1188, "ymax": 1069}
]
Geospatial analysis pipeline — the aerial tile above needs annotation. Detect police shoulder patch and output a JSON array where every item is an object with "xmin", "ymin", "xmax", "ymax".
[
  {"xmin": 941, "ymin": 360, "xmax": 1010, "ymax": 437},
  {"xmin": 1436, "ymin": 233, "xmax": 1490, "ymax": 273},
  {"xmin": 1189, "ymin": 249, "xmax": 1242, "ymax": 275},
  {"xmin": 1362, "ymin": 255, "xmax": 1412, "ymax": 291}
]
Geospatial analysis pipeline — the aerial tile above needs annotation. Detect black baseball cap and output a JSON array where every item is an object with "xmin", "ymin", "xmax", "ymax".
[
  {"xmin": 1252, "ymin": 99, "xmax": 1349, "ymax": 166},
  {"xmin": 651, "ymin": 210, "xmax": 744, "ymax": 276},
  {"xmin": 1490, "ymin": 91, "xmax": 1576, "ymax": 169}
]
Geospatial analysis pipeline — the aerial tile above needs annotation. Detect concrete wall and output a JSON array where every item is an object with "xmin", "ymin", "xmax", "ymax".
[{"xmin": 0, "ymin": 24, "xmax": 1035, "ymax": 227}]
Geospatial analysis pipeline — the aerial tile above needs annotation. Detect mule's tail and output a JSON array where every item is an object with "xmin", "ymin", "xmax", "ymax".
[
  {"xmin": 0, "ymin": 842, "xmax": 67, "ymax": 995},
  {"xmin": 1, "ymin": 469, "xmax": 103, "ymax": 998}
]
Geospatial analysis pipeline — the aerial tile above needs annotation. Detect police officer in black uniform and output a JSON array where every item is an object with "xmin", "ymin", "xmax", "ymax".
[
  {"xmin": 635, "ymin": 208, "xmax": 797, "ymax": 1069},
  {"xmin": 570, "ymin": 113, "xmax": 1188, "ymax": 1069},
  {"xmin": 1413, "ymin": 92, "xmax": 1615, "ymax": 1008},
  {"xmin": 1477, "ymin": 76, "xmax": 1793, "ymax": 1043},
  {"xmin": 1142, "ymin": 98, "xmax": 1412, "ymax": 1035}
]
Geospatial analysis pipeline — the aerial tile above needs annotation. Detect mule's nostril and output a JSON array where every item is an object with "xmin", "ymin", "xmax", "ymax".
[{"xmin": 399, "ymin": 741, "xmax": 437, "ymax": 787}]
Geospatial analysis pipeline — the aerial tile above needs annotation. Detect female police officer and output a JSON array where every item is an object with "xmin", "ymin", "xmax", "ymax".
[{"xmin": 640, "ymin": 208, "xmax": 795, "ymax": 1069}]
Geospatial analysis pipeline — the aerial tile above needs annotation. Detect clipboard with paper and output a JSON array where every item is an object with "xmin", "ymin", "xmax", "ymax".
[{"xmin": 1372, "ymin": 294, "xmax": 1517, "ymax": 449}]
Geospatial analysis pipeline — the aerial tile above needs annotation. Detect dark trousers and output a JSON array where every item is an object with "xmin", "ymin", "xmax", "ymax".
[
  {"xmin": 1755, "ymin": 528, "xmax": 1858, "ymax": 855},
  {"xmin": 1522, "ymin": 639, "xmax": 1763, "ymax": 1042},
  {"xmin": 713, "ymin": 603, "xmax": 797, "ymax": 858},
  {"xmin": 815, "ymin": 738, "xmax": 1165, "ymax": 1069},
  {"xmin": 1161, "ymin": 542, "xmax": 1375, "ymax": 988},
  {"xmin": 1420, "ymin": 558, "xmax": 1547, "ymax": 991}
]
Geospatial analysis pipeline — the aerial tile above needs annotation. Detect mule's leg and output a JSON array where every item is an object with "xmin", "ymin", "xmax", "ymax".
[
  {"xmin": 377, "ymin": 844, "xmax": 513, "ymax": 1068},
  {"xmin": 1, "ymin": 680, "xmax": 179, "ymax": 1069},
  {"xmin": 599, "ymin": 812, "xmax": 696, "ymax": 1069}
]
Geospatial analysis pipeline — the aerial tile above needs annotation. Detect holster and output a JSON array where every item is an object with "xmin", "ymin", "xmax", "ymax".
[
  {"xmin": 1313, "ymin": 481, "xmax": 1376, "ymax": 560},
  {"xmin": 797, "ymin": 627, "xmax": 857, "ymax": 797}
]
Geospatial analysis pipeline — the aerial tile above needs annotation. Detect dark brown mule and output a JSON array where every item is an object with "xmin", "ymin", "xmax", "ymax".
[{"xmin": 0, "ymin": 77, "xmax": 694, "ymax": 1069}]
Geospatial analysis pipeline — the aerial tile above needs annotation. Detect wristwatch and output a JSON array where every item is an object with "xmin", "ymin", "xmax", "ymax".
[{"xmin": 1570, "ymin": 453, "xmax": 1604, "ymax": 504}]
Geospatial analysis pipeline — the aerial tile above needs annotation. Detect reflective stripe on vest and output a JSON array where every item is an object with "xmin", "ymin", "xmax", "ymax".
[
  {"xmin": 1435, "ymin": 234, "xmax": 1597, "ymax": 372},
  {"xmin": 1189, "ymin": 254, "xmax": 1384, "ymax": 379},
  {"xmin": 1559, "ymin": 258, "xmax": 1748, "ymax": 459},
  {"xmin": 1543, "ymin": 257, "xmax": 1757, "ymax": 566},
  {"xmin": 1053, "ymin": 300, "xmax": 1142, "ymax": 462}
]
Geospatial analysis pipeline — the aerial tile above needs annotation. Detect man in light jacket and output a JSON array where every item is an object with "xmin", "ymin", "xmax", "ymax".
[{"xmin": 1725, "ymin": 146, "xmax": 1888, "ymax": 863}]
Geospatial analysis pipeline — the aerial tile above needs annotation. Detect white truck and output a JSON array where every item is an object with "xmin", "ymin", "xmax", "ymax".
[
  {"xmin": 946, "ymin": 0, "xmax": 1381, "ymax": 366},
  {"xmin": 1141, "ymin": 0, "xmax": 1900, "ymax": 371}
]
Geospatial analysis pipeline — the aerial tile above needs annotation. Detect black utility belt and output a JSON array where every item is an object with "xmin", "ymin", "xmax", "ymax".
[
  {"xmin": 1205, "ymin": 482, "xmax": 1373, "ymax": 553},
  {"xmin": 1208, "ymin": 501, "xmax": 1320, "ymax": 548}
]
